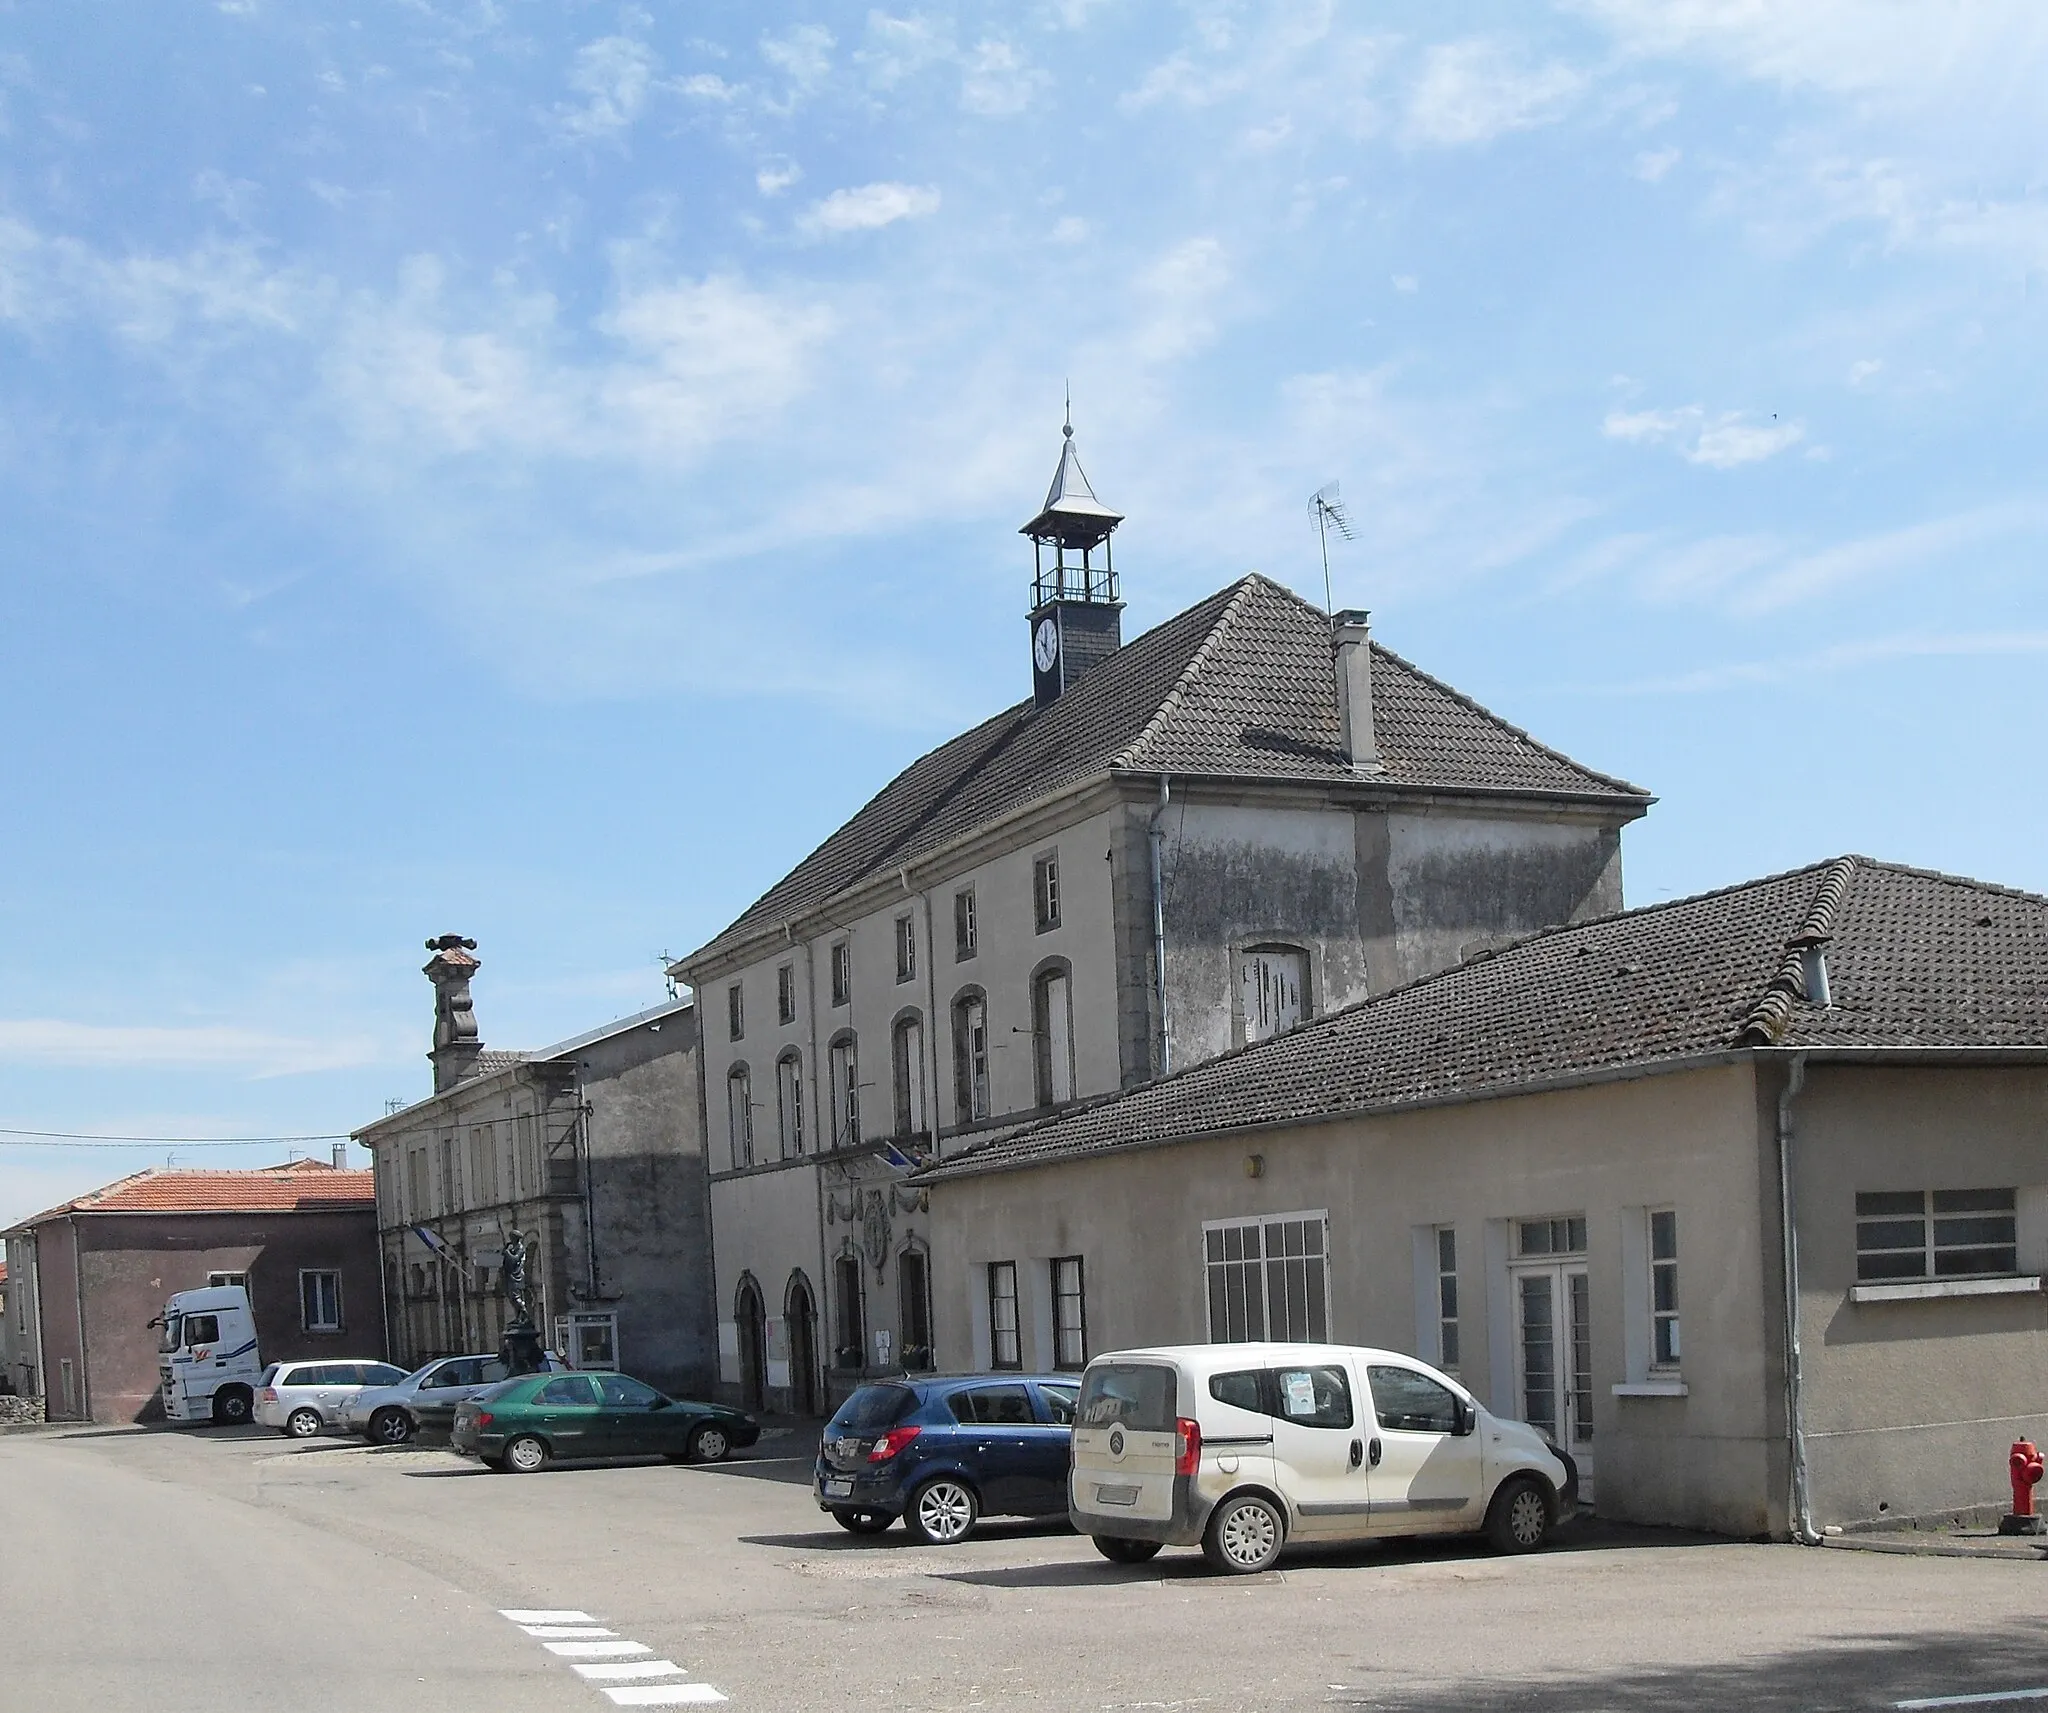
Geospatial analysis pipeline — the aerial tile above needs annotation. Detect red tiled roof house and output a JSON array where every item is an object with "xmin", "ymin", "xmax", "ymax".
[{"xmin": 2, "ymin": 1160, "xmax": 381, "ymax": 1422}]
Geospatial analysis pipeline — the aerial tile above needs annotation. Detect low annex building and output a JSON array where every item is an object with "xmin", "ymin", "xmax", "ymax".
[
  {"xmin": 354, "ymin": 937, "xmax": 715, "ymax": 1397},
  {"xmin": 673, "ymin": 421, "xmax": 1651, "ymax": 1417},
  {"xmin": 917, "ymin": 856, "xmax": 2048, "ymax": 1537},
  {"xmin": 1, "ymin": 1160, "xmax": 378, "ymax": 1423}
]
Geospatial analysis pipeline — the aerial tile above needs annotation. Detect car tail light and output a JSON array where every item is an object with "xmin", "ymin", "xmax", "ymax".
[
  {"xmin": 868, "ymin": 1425, "xmax": 922, "ymax": 1462},
  {"xmin": 259, "ymin": 1389, "xmax": 276, "ymax": 1402},
  {"xmin": 1174, "ymin": 1417, "xmax": 1202, "ymax": 1477},
  {"xmin": 473, "ymin": 1411, "xmax": 493, "ymax": 1428}
]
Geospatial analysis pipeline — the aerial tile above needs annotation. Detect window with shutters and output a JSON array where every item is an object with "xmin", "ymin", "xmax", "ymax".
[
  {"xmin": 727, "ymin": 1065, "xmax": 754, "ymax": 1168},
  {"xmin": 895, "ymin": 914, "xmax": 916, "ymax": 984},
  {"xmin": 954, "ymin": 887, "xmax": 978, "ymax": 960},
  {"xmin": 1238, "ymin": 945, "xmax": 1308, "ymax": 1044},
  {"xmin": 830, "ymin": 941, "xmax": 852, "ymax": 1007},
  {"xmin": 777, "ymin": 963, "xmax": 797, "ymax": 1025},
  {"xmin": 952, "ymin": 992, "xmax": 990, "ymax": 1123},
  {"xmin": 1032, "ymin": 965, "xmax": 1075, "ymax": 1107},
  {"xmin": 1033, "ymin": 852, "xmax": 1061, "ymax": 933},
  {"xmin": 776, "ymin": 1051, "xmax": 805, "ymax": 1157}
]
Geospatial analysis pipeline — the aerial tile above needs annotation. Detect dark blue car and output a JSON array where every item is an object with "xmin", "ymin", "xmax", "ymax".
[{"xmin": 815, "ymin": 1373, "xmax": 1078, "ymax": 1543}]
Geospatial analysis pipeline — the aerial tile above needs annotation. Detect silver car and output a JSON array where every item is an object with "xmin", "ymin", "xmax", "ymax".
[
  {"xmin": 255, "ymin": 1359, "xmax": 409, "ymax": 1438},
  {"xmin": 347, "ymin": 1351, "xmax": 567, "ymax": 1445}
]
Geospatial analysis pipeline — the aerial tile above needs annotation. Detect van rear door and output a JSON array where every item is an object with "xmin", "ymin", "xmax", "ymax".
[{"xmin": 1073, "ymin": 1361, "xmax": 1179, "ymax": 1524}]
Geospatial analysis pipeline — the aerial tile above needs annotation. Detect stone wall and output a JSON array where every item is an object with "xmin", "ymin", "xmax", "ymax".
[{"xmin": 0, "ymin": 1393, "xmax": 46, "ymax": 1425}]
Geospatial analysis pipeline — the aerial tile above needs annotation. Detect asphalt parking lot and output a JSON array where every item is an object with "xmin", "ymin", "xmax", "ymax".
[{"xmin": 6, "ymin": 1420, "xmax": 2048, "ymax": 1712}]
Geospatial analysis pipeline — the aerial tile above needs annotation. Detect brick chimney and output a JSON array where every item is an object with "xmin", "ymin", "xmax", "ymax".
[
  {"xmin": 1332, "ymin": 610, "xmax": 1382, "ymax": 773},
  {"xmin": 423, "ymin": 934, "xmax": 483, "ymax": 1093}
]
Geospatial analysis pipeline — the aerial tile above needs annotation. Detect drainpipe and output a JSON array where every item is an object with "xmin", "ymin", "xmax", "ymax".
[
  {"xmin": 1149, "ymin": 775, "xmax": 1172, "ymax": 1078},
  {"xmin": 1776, "ymin": 1053, "xmax": 1820, "ymax": 1544},
  {"xmin": 575, "ymin": 1063, "xmax": 600, "ymax": 1302}
]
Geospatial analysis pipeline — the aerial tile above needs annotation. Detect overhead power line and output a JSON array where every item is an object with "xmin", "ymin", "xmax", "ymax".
[{"xmin": 0, "ymin": 1126, "xmax": 355, "ymax": 1147}]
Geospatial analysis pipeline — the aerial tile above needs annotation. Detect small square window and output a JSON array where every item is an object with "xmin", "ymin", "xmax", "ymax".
[
  {"xmin": 830, "ymin": 941, "xmax": 852, "ymax": 1007},
  {"xmin": 1033, "ymin": 853, "xmax": 1061, "ymax": 934},
  {"xmin": 895, "ymin": 914, "xmax": 916, "ymax": 984},
  {"xmin": 727, "ymin": 983, "xmax": 744, "ymax": 1042},
  {"xmin": 954, "ymin": 888, "xmax": 978, "ymax": 960},
  {"xmin": 777, "ymin": 964, "xmax": 796, "ymax": 1026}
]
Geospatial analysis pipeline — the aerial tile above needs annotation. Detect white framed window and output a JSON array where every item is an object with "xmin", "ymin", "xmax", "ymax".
[
  {"xmin": 953, "ymin": 992, "xmax": 990, "ymax": 1123},
  {"xmin": 954, "ymin": 888, "xmax": 978, "ymax": 960},
  {"xmin": 776, "ymin": 1052, "xmax": 804, "ymax": 1157},
  {"xmin": 1032, "ymin": 966, "xmax": 1074, "ymax": 1107},
  {"xmin": 777, "ymin": 963, "xmax": 796, "ymax": 1026},
  {"xmin": 1650, "ymin": 1209, "xmax": 1679, "ymax": 1368},
  {"xmin": 1051, "ymin": 1256, "xmax": 1086, "ymax": 1370},
  {"xmin": 987, "ymin": 1261, "xmax": 1021, "ymax": 1369},
  {"xmin": 830, "ymin": 941, "xmax": 852, "ymax": 1007},
  {"xmin": 1033, "ymin": 851, "xmax": 1061, "ymax": 933},
  {"xmin": 1204, "ymin": 1212, "xmax": 1329, "ymax": 1343},
  {"xmin": 727, "ymin": 1065, "xmax": 754, "ymax": 1168},
  {"xmin": 891, "ymin": 1014, "xmax": 927, "ymax": 1137},
  {"xmin": 895, "ymin": 914, "xmax": 917, "ymax": 984},
  {"xmin": 300, "ymin": 1270, "xmax": 342, "ymax": 1333},
  {"xmin": 828, "ymin": 1034, "xmax": 861, "ymax": 1148},
  {"xmin": 208, "ymin": 1270, "xmax": 249, "ymax": 1294},
  {"xmin": 1857, "ymin": 1189, "xmax": 2018, "ymax": 1282},
  {"xmin": 727, "ymin": 982, "xmax": 745, "ymax": 1041},
  {"xmin": 1436, "ymin": 1228, "xmax": 1460, "ymax": 1372}
]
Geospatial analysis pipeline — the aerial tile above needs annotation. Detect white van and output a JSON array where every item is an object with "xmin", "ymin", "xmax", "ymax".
[{"xmin": 1071, "ymin": 1343, "xmax": 1577, "ymax": 1574}]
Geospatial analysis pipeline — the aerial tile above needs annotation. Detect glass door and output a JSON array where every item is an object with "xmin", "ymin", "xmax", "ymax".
[{"xmin": 1511, "ymin": 1216, "xmax": 1594, "ymax": 1502}]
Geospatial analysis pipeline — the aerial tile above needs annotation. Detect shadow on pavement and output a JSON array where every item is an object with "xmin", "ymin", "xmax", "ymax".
[
  {"xmin": 741, "ymin": 1516, "xmax": 1076, "ymax": 1551},
  {"xmin": 1335, "ymin": 1624, "xmax": 2048, "ymax": 1713}
]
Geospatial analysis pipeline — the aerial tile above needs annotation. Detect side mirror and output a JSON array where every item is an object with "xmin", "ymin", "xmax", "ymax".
[
  {"xmin": 650, "ymin": 1397, "xmax": 671, "ymax": 1410},
  {"xmin": 1457, "ymin": 1400, "xmax": 1478, "ymax": 1437}
]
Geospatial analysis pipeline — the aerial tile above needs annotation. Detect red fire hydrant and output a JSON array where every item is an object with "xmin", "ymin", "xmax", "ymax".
[{"xmin": 2001, "ymin": 1439, "xmax": 2045, "ymax": 1535}]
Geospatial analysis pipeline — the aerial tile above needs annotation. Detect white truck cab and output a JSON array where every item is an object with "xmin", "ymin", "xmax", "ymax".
[
  {"xmin": 155, "ymin": 1286, "xmax": 262, "ymax": 1425},
  {"xmin": 1071, "ymin": 1342, "xmax": 1577, "ymax": 1574}
]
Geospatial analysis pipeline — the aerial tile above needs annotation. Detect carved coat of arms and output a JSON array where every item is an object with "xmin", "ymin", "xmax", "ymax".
[{"xmin": 862, "ymin": 1188, "xmax": 891, "ymax": 1272}]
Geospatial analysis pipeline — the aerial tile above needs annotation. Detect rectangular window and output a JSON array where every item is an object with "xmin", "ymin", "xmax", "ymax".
[
  {"xmin": 777, "ymin": 964, "xmax": 796, "ymax": 1026},
  {"xmin": 1204, "ymin": 1213, "xmax": 1329, "ymax": 1343},
  {"xmin": 1650, "ymin": 1209, "xmax": 1680, "ymax": 1368},
  {"xmin": 830, "ymin": 941, "xmax": 852, "ymax": 1007},
  {"xmin": 1051, "ymin": 1256, "xmax": 1086, "ymax": 1369},
  {"xmin": 1239, "ymin": 947, "xmax": 1307, "ymax": 1044},
  {"xmin": 899, "ymin": 1250, "xmax": 933, "ymax": 1369},
  {"xmin": 207, "ymin": 1270, "xmax": 249, "ymax": 1295},
  {"xmin": 300, "ymin": 1270, "xmax": 342, "ymax": 1333},
  {"xmin": 776, "ymin": 1054, "xmax": 804, "ymax": 1157},
  {"xmin": 1436, "ymin": 1227, "xmax": 1460, "ymax": 1372},
  {"xmin": 1856, "ymin": 1189, "xmax": 2018, "ymax": 1282},
  {"xmin": 727, "ymin": 982, "xmax": 745, "ymax": 1042},
  {"xmin": 895, "ymin": 914, "xmax": 916, "ymax": 984},
  {"xmin": 1517, "ymin": 1215, "xmax": 1587, "ymax": 1258},
  {"xmin": 1033, "ymin": 853, "xmax": 1061, "ymax": 934},
  {"xmin": 987, "ymin": 1261, "xmax": 1021, "ymax": 1369},
  {"xmin": 954, "ymin": 887, "xmax": 978, "ymax": 960}
]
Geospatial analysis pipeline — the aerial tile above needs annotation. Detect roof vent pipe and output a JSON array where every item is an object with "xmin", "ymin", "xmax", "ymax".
[
  {"xmin": 1331, "ymin": 610, "xmax": 1382, "ymax": 774},
  {"xmin": 332, "ymin": 1143, "xmax": 348, "ymax": 1170},
  {"xmin": 1793, "ymin": 936, "xmax": 1832, "ymax": 1009}
]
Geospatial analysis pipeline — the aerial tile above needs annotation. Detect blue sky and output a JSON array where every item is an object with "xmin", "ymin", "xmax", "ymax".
[{"xmin": 3, "ymin": 2, "xmax": 2046, "ymax": 1227}]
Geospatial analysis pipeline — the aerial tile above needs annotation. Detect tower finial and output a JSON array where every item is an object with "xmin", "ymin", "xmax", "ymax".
[{"xmin": 1063, "ymin": 381, "xmax": 1072, "ymax": 437}]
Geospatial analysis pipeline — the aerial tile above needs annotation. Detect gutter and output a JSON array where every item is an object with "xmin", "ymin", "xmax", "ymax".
[
  {"xmin": 1149, "ymin": 775, "xmax": 1172, "ymax": 1077},
  {"xmin": 1776, "ymin": 1052, "xmax": 1820, "ymax": 1544}
]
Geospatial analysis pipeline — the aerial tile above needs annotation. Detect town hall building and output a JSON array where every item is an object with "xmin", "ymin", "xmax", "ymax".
[{"xmin": 673, "ymin": 422, "xmax": 1654, "ymax": 1416}]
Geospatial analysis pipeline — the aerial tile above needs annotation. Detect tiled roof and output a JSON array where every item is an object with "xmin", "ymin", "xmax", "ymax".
[
  {"xmin": 8, "ymin": 1159, "xmax": 376, "ymax": 1230},
  {"xmin": 687, "ymin": 576, "xmax": 1648, "ymax": 967},
  {"xmin": 919, "ymin": 857, "xmax": 2048, "ymax": 1182}
]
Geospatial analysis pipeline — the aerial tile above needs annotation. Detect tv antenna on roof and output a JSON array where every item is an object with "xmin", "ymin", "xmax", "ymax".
[{"xmin": 1310, "ymin": 482, "xmax": 1354, "ymax": 617}]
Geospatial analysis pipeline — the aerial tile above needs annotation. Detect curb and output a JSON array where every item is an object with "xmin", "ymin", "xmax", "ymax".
[{"xmin": 1821, "ymin": 1533, "xmax": 2048, "ymax": 1564}]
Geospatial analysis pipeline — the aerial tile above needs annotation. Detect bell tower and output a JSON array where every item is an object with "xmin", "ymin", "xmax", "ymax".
[{"xmin": 1022, "ymin": 411, "xmax": 1124, "ymax": 707}]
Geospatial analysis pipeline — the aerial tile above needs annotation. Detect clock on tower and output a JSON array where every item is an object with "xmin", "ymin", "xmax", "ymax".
[{"xmin": 1021, "ymin": 412, "xmax": 1125, "ymax": 708}]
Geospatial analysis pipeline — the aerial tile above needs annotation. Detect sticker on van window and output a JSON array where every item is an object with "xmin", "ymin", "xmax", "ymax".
[{"xmin": 1282, "ymin": 1370, "xmax": 1317, "ymax": 1417}]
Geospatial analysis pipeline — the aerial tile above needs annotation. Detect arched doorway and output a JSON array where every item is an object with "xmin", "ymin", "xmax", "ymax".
[
  {"xmin": 785, "ymin": 1272, "xmax": 820, "ymax": 1417},
  {"xmin": 734, "ymin": 1275, "xmax": 767, "ymax": 1414}
]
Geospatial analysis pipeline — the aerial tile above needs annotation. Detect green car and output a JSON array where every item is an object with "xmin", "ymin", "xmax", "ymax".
[{"xmin": 449, "ymin": 1370, "xmax": 760, "ymax": 1474}]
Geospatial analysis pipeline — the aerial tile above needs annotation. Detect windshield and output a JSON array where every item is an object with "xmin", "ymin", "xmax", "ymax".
[
  {"xmin": 158, "ymin": 1314, "xmax": 182, "ymax": 1354},
  {"xmin": 830, "ymin": 1384, "xmax": 917, "ymax": 1435}
]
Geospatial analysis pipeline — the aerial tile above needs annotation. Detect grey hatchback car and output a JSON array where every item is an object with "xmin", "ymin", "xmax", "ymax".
[{"xmin": 347, "ymin": 1352, "xmax": 567, "ymax": 1444}]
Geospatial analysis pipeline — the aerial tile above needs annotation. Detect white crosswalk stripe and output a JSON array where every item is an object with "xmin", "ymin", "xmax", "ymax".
[{"xmin": 499, "ymin": 1606, "xmax": 727, "ymax": 1703}]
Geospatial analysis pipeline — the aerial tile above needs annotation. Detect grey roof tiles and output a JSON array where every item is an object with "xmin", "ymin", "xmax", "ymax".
[
  {"xmin": 687, "ymin": 575, "xmax": 1648, "ymax": 967},
  {"xmin": 918, "ymin": 856, "xmax": 2048, "ymax": 1183}
]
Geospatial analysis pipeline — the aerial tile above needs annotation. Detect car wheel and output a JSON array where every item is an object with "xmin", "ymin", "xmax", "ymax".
[
  {"xmin": 370, "ymin": 1408, "xmax": 414, "ymax": 1446},
  {"xmin": 211, "ymin": 1388, "xmax": 252, "ymax": 1427},
  {"xmin": 505, "ymin": 1435, "xmax": 550, "ymax": 1475},
  {"xmin": 1485, "ymin": 1476, "xmax": 1552, "ymax": 1555},
  {"xmin": 832, "ymin": 1509, "xmax": 892, "ymax": 1535},
  {"xmin": 687, "ymin": 1422, "xmax": 732, "ymax": 1464},
  {"xmin": 1093, "ymin": 1536, "xmax": 1164, "ymax": 1564},
  {"xmin": 1202, "ymin": 1493, "xmax": 1286, "ymax": 1575},
  {"xmin": 904, "ymin": 1477, "xmax": 980, "ymax": 1545},
  {"xmin": 286, "ymin": 1408, "xmax": 323, "ymax": 1439}
]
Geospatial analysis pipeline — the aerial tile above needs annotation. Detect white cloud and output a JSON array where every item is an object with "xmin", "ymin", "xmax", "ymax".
[
  {"xmin": 554, "ymin": 35, "xmax": 658, "ymax": 141},
  {"xmin": 1130, "ymin": 236, "xmax": 1231, "ymax": 363},
  {"xmin": 857, "ymin": 13, "xmax": 954, "ymax": 88},
  {"xmin": 761, "ymin": 23, "xmax": 835, "ymax": 99},
  {"xmin": 1603, "ymin": 404, "xmax": 1805, "ymax": 467},
  {"xmin": 1050, "ymin": 215, "xmax": 1090, "ymax": 244},
  {"xmin": 755, "ymin": 158, "xmax": 802, "ymax": 196},
  {"xmin": 1633, "ymin": 145, "xmax": 1680, "ymax": 181},
  {"xmin": 960, "ymin": 39, "xmax": 1047, "ymax": 116},
  {"xmin": 676, "ymin": 72, "xmax": 738, "ymax": 102},
  {"xmin": 1391, "ymin": 273, "xmax": 1418, "ymax": 293},
  {"xmin": 797, "ymin": 181, "xmax": 941, "ymax": 237},
  {"xmin": 1584, "ymin": 628, "xmax": 2048, "ymax": 697},
  {"xmin": 1404, "ymin": 38, "xmax": 1588, "ymax": 146},
  {"xmin": 0, "ymin": 1019, "xmax": 386, "ymax": 1078}
]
